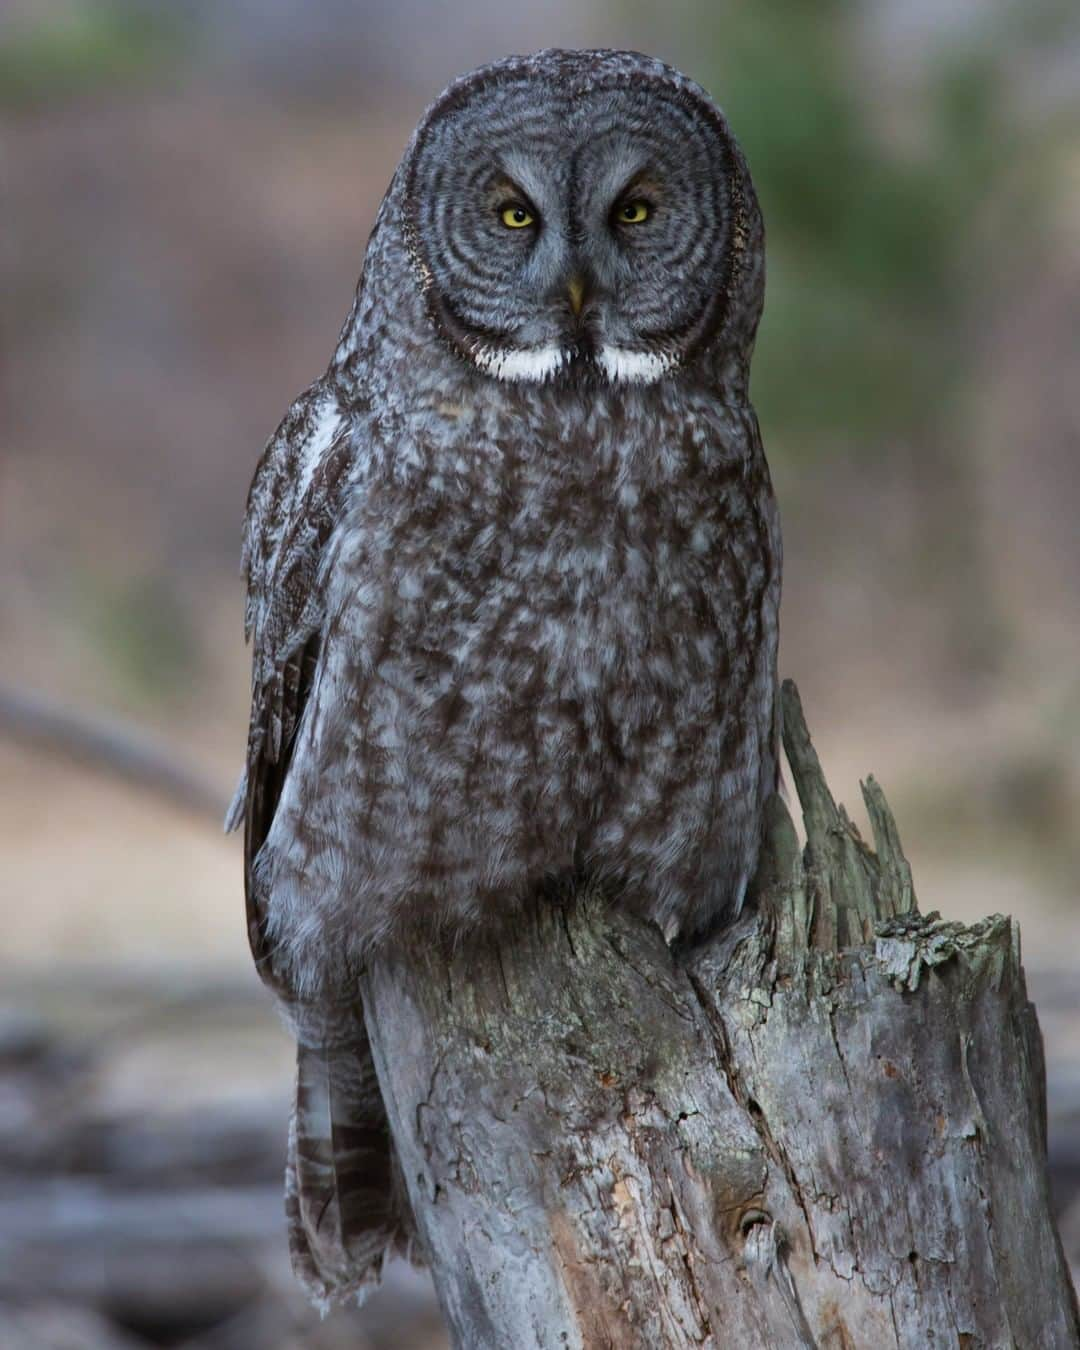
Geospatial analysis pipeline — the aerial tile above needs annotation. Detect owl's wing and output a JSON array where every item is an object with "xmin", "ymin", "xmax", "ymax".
[
  {"xmin": 226, "ymin": 377, "xmax": 355, "ymax": 977},
  {"xmin": 230, "ymin": 379, "xmax": 410, "ymax": 1306}
]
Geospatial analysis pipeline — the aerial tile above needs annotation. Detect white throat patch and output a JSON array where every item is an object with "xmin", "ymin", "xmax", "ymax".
[
  {"xmin": 472, "ymin": 343, "xmax": 568, "ymax": 383},
  {"xmin": 473, "ymin": 342, "xmax": 677, "ymax": 386},
  {"xmin": 596, "ymin": 347, "xmax": 677, "ymax": 384}
]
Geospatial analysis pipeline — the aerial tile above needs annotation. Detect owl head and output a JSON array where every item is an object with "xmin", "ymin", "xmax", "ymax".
[{"xmin": 399, "ymin": 49, "xmax": 763, "ymax": 388}]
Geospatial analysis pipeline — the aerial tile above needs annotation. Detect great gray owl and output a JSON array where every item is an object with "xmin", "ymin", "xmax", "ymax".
[{"xmin": 229, "ymin": 48, "xmax": 780, "ymax": 1307}]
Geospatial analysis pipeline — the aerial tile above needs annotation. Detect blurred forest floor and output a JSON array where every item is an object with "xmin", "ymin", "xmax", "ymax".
[{"xmin": 2, "ymin": 1, "xmax": 1079, "ymax": 1343}]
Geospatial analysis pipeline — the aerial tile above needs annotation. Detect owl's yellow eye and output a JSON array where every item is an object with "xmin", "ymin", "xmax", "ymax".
[
  {"xmin": 500, "ymin": 204, "xmax": 535, "ymax": 229},
  {"xmin": 617, "ymin": 200, "xmax": 650, "ymax": 224}
]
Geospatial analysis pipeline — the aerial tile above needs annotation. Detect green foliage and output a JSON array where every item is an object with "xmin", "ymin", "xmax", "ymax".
[
  {"xmin": 73, "ymin": 572, "xmax": 199, "ymax": 708},
  {"xmin": 0, "ymin": 2, "xmax": 188, "ymax": 109},
  {"xmin": 676, "ymin": 0, "xmax": 1073, "ymax": 454}
]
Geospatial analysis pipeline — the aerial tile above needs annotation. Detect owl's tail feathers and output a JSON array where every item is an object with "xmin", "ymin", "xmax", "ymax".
[{"xmin": 285, "ymin": 1006, "xmax": 415, "ymax": 1311}]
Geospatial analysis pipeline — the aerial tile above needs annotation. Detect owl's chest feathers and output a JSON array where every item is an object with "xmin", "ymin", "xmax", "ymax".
[
  {"xmin": 344, "ymin": 395, "xmax": 773, "ymax": 714},
  {"xmin": 392, "ymin": 390, "xmax": 758, "ymax": 571}
]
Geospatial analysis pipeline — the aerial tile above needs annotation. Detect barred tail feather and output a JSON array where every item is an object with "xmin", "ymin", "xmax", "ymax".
[{"xmin": 284, "ymin": 1004, "xmax": 409, "ymax": 1310}]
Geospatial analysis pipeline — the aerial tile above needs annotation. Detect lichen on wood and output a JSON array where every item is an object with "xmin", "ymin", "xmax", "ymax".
[{"xmin": 362, "ymin": 680, "xmax": 1080, "ymax": 1348}]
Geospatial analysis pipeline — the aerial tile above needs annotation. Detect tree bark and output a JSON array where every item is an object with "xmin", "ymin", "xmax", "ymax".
[{"xmin": 362, "ymin": 681, "xmax": 1080, "ymax": 1348}]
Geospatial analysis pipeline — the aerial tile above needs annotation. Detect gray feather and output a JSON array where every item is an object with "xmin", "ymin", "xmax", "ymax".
[{"xmin": 284, "ymin": 1003, "xmax": 407, "ymax": 1309}]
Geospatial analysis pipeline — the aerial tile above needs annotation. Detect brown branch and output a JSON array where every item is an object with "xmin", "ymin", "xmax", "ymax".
[{"xmin": 0, "ymin": 683, "xmax": 229, "ymax": 824}]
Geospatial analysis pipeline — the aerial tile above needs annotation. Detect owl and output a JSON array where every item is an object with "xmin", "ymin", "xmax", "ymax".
[{"xmin": 229, "ymin": 49, "xmax": 781, "ymax": 1307}]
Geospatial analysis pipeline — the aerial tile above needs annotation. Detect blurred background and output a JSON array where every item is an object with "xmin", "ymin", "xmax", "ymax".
[{"xmin": 2, "ymin": 0, "xmax": 1078, "ymax": 1344}]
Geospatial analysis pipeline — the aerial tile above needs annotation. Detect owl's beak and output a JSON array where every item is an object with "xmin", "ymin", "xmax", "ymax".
[{"xmin": 567, "ymin": 275, "xmax": 587, "ymax": 318}]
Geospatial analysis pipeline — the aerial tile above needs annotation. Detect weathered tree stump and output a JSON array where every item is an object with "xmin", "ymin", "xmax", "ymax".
[{"xmin": 362, "ymin": 681, "xmax": 1079, "ymax": 1348}]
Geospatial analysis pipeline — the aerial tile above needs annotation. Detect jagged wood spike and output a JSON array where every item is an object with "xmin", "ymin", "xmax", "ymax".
[
  {"xmin": 779, "ymin": 678, "xmax": 841, "ymax": 850},
  {"xmin": 861, "ymin": 773, "xmax": 916, "ymax": 918}
]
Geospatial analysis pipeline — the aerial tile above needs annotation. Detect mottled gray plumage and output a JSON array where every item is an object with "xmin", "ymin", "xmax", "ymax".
[{"xmin": 230, "ymin": 48, "xmax": 781, "ymax": 1307}]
